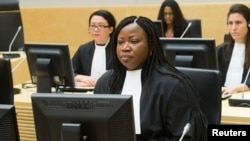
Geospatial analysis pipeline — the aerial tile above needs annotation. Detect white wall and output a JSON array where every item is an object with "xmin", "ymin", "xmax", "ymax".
[{"xmin": 19, "ymin": 0, "xmax": 250, "ymax": 7}]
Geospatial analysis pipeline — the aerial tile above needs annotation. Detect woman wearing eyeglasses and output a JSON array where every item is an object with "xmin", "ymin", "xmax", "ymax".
[
  {"xmin": 72, "ymin": 10, "xmax": 116, "ymax": 87},
  {"xmin": 157, "ymin": 0, "xmax": 190, "ymax": 38}
]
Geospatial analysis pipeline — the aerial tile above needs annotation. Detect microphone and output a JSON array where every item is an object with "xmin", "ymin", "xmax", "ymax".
[
  {"xmin": 228, "ymin": 66, "xmax": 250, "ymax": 107},
  {"xmin": 2, "ymin": 26, "xmax": 22, "ymax": 59},
  {"xmin": 179, "ymin": 123, "xmax": 191, "ymax": 141},
  {"xmin": 180, "ymin": 22, "xmax": 192, "ymax": 38},
  {"xmin": 9, "ymin": 26, "xmax": 22, "ymax": 52},
  {"xmin": 241, "ymin": 65, "xmax": 250, "ymax": 99}
]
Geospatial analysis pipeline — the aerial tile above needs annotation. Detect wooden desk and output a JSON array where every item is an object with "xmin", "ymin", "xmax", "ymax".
[
  {"xmin": 14, "ymin": 84, "xmax": 93, "ymax": 141},
  {"xmin": 14, "ymin": 86, "xmax": 36, "ymax": 141},
  {"xmin": 0, "ymin": 51, "xmax": 30, "ymax": 85},
  {"xmin": 221, "ymin": 92, "xmax": 250, "ymax": 124},
  {"xmin": 14, "ymin": 86, "xmax": 250, "ymax": 140}
]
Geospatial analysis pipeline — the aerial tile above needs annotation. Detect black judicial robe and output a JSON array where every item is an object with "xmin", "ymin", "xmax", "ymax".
[
  {"xmin": 72, "ymin": 40, "xmax": 113, "ymax": 75},
  {"xmin": 216, "ymin": 43, "xmax": 250, "ymax": 86},
  {"xmin": 94, "ymin": 67, "xmax": 208, "ymax": 141}
]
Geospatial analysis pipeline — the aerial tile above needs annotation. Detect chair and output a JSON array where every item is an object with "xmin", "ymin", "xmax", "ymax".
[
  {"xmin": 153, "ymin": 20, "xmax": 164, "ymax": 37},
  {"xmin": 0, "ymin": 58, "xmax": 14, "ymax": 104},
  {"xmin": 177, "ymin": 67, "xmax": 222, "ymax": 125},
  {"xmin": 0, "ymin": 0, "xmax": 24, "ymax": 51},
  {"xmin": 224, "ymin": 33, "xmax": 230, "ymax": 42},
  {"xmin": 186, "ymin": 19, "xmax": 202, "ymax": 38}
]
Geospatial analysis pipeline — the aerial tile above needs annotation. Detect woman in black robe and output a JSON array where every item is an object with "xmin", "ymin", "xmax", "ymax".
[
  {"xmin": 216, "ymin": 4, "xmax": 250, "ymax": 95},
  {"xmin": 72, "ymin": 10, "xmax": 116, "ymax": 87},
  {"xmin": 94, "ymin": 16, "xmax": 207, "ymax": 141}
]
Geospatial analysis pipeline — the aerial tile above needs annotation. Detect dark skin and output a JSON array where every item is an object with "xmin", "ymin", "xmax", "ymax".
[{"xmin": 116, "ymin": 23, "xmax": 149, "ymax": 70}]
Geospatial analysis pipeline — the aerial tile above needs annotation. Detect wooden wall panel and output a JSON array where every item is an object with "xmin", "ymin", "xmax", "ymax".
[{"xmin": 13, "ymin": 2, "xmax": 250, "ymax": 85}]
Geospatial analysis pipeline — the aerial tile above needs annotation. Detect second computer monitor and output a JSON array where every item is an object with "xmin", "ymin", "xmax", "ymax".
[
  {"xmin": 160, "ymin": 37, "xmax": 218, "ymax": 70},
  {"xmin": 31, "ymin": 93, "xmax": 136, "ymax": 141},
  {"xmin": 24, "ymin": 42, "xmax": 75, "ymax": 93}
]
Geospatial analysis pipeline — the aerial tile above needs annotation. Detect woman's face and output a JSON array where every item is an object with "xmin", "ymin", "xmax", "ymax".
[
  {"xmin": 89, "ymin": 15, "xmax": 113, "ymax": 45},
  {"xmin": 228, "ymin": 13, "xmax": 248, "ymax": 43},
  {"xmin": 116, "ymin": 23, "xmax": 149, "ymax": 70},
  {"xmin": 163, "ymin": 6, "xmax": 174, "ymax": 25}
]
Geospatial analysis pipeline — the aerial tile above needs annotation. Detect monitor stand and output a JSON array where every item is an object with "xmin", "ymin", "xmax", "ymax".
[
  {"xmin": 36, "ymin": 58, "xmax": 53, "ymax": 93},
  {"xmin": 61, "ymin": 123, "xmax": 83, "ymax": 141}
]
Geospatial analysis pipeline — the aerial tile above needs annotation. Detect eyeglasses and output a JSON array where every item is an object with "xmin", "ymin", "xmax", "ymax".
[
  {"xmin": 164, "ymin": 13, "xmax": 173, "ymax": 16},
  {"xmin": 89, "ymin": 25, "xmax": 110, "ymax": 30}
]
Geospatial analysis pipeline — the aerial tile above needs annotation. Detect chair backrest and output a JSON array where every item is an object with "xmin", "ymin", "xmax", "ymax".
[
  {"xmin": 0, "ymin": 0, "xmax": 24, "ymax": 51},
  {"xmin": 0, "ymin": 58, "xmax": 14, "ymax": 104},
  {"xmin": 177, "ymin": 67, "xmax": 222, "ymax": 125},
  {"xmin": 186, "ymin": 19, "xmax": 202, "ymax": 38},
  {"xmin": 0, "ymin": 0, "xmax": 19, "ymax": 11},
  {"xmin": 224, "ymin": 33, "xmax": 230, "ymax": 42},
  {"xmin": 153, "ymin": 20, "xmax": 164, "ymax": 37}
]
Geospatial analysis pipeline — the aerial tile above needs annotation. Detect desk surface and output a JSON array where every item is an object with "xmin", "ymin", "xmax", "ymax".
[
  {"xmin": 15, "ymin": 85, "xmax": 250, "ymax": 124},
  {"xmin": 14, "ymin": 84, "xmax": 93, "ymax": 141},
  {"xmin": 221, "ymin": 92, "xmax": 250, "ymax": 124},
  {"xmin": 15, "ymin": 84, "xmax": 93, "ymax": 103}
]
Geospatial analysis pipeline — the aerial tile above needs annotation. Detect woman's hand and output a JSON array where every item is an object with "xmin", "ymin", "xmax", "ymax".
[
  {"xmin": 221, "ymin": 84, "xmax": 250, "ymax": 95},
  {"xmin": 74, "ymin": 75, "xmax": 96, "ymax": 87},
  {"xmin": 221, "ymin": 86, "xmax": 235, "ymax": 95}
]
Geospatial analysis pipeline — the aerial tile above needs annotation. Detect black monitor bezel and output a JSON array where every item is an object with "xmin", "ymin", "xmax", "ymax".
[
  {"xmin": 160, "ymin": 37, "xmax": 218, "ymax": 70},
  {"xmin": 0, "ymin": 58, "xmax": 14, "ymax": 104},
  {"xmin": 31, "ymin": 93, "xmax": 136, "ymax": 141},
  {"xmin": 24, "ymin": 42, "xmax": 75, "ymax": 93}
]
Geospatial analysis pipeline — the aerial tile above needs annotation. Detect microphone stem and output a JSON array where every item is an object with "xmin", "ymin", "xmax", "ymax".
[
  {"xmin": 180, "ymin": 23, "xmax": 191, "ymax": 38},
  {"xmin": 242, "ymin": 65, "xmax": 250, "ymax": 99},
  {"xmin": 9, "ymin": 26, "xmax": 22, "ymax": 52},
  {"xmin": 179, "ymin": 134, "xmax": 185, "ymax": 141}
]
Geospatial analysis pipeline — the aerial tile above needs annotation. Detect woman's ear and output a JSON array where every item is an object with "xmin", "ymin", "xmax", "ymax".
[{"xmin": 109, "ymin": 27, "xmax": 114, "ymax": 35}]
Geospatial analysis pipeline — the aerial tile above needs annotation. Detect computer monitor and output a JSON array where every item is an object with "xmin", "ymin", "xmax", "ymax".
[
  {"xmin": 31, "ymin": 93, "xmax": 136, "ymax": 141},
  {"xmin": 160, "ymin": 37, "xmax": 218, "ymax": 70},
  {"xmin": 24, "ymin": 43, "xmax": 75, "ymax": 93},
  {"xmin": 0, "ymin": 104, "xmax": 20, "ymax": 141},
  {"xmin": 153, "ymin": 20, "xmax": 164, "ymax": 37},
  {"xmin": 0, "ymin": 58, "xmax": 14, "ymax": 104}
]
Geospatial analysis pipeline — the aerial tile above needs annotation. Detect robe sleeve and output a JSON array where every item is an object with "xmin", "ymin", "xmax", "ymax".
[
  {"xmin": 163, "ymin": 78, "xmax": 208, "ymax": 141},
  {"xmin": 94, "ymin": 70, "xmax": 112, "ymax": 94}
]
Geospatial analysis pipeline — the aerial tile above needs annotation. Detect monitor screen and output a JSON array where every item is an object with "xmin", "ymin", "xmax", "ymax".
[
  {"xmin": 160, "ymin": 37, "xmax": 218, "ymax": 70},
  {"xmin": 24, "ymin": 43, "xmax": 75, "ymax": 93},
  {"xmin": 0, "ymin": 58, "xmax": 14, "ymax": 104},
  {"xmin": 153, "ymin": 20, "xmax": 164, "ymax": 37},
  {"xmin": 0, "ymin": 104, "xmax": 20, "ymax": 141},
  {"xmin": 31, "ymin": 93, "xmax": 136, "ymax": 141}
]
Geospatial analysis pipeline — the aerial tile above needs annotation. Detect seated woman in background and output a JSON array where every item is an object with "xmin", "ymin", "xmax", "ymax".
[
  {"xmin": 94, "ymin": 16, "xmax": 207, "ymax": 141},
  {"xmin": 72, "ymin": 10, "xmax": 116, "ymax": 87},
  {"xmin": 157, "ymin": 0, "xmax": 190, "ymax": 38},
  {"xmin": 217, "ymin": 3, "xmax": 250, "ymax": 95}
]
